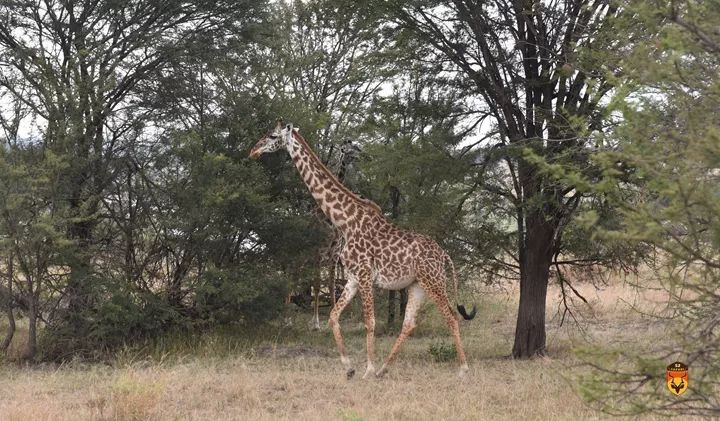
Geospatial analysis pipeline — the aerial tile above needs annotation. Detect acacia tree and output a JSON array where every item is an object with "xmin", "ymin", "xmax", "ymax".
[
  {"xmin": 244, "ymin": 0, "xmax": 396, "ymax": 319},
  {"xmin": 577, "ymin": 0, "xmax": 720, "ymax": 415},
  {"xmin": 385, "ymin": 0, "xmax": 623, "ymax": 357},
  {"xmin": 251, "ymin": 0, "xmax": 393, "ymax": 153},
  {"xmin": 0, "ymin": 0, "xmax": 264, "ymax": 349},
  {"xmin": 0, "ymin": 139, "xmax": 71, "ymax": 360},
  {"xmin": 359, "ymin": 57, "xmax": 484, "ymax": 327}
]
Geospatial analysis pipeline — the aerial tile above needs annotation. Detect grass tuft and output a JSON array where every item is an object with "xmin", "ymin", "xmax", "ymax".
[{"xmin": 428, "ymin": 340, "xmax": 457, "ymax": 362}]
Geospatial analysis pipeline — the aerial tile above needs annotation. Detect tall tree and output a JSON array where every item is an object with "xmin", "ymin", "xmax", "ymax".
[
  {"xmin": 578, "ymin": 0, "xmax": 720, "ymax": 415},
  {"xmin": 360, "ymin": 63, "xmax": 476, "ymax": 329},
  {"xmin": 246, "ymin": 0, "xmax": 396, "ymax": 312},
  {"xmin": 387, "ymin": 0, "xmax": 621, "ymax": 357},
  {"xmin": 0, "ymin": 0, "xmax": 264, "ymax": 346}
]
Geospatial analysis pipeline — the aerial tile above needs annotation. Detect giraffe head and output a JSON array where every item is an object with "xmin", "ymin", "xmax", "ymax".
[{"xmin": 249, "ymin": 120, "xmax": 297, "ymax": 159}]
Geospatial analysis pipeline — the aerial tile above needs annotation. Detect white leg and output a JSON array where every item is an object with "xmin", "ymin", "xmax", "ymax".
[
  {"xmin": 311, "ymin": 285, "xmax": 321, "ymax": 330},
  {"xmin": 376, "ymin": 283, "xmax": 426, "ymax": 377},
  {"xmin": 358, "ymin": 283, "xmax": 376, "ymax": 380},
  {"xmin": 425, "ymin": 286, "xmax": 470, "ymax": 377},
  {"xmin": 329, "ymin": 276, "xmax": 359, "ymax": 378}
]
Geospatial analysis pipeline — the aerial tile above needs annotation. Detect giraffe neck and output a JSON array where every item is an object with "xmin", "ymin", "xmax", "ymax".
[{"xmin": 286, "ymin": 131, "xmax": 380, "ymax": 231}]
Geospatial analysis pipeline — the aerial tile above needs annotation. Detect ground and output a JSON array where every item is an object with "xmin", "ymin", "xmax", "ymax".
[{"xmin": 0, "ymin": 275, "xmax": 685, "ymax": 420}]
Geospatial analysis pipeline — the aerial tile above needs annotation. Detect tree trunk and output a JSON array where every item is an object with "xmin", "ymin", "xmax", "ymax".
[
  {"xmin": 66, "ymin": 217, "xmax": 94, "ymax": 325},
  {"xmin": 23, "ymin": 299, "xmax": 37, "ymax": 361},
  {"xmin": 1, "ymin": 307, "xmax": 15, "ymax": 354},
  {"xmin": 1, "ymin": 257, "xmax": 15, "ymax": 353},
  {"xmin": 512, "ymin": 208, "xmax": 556, "ymax": 358},
  {"xmin": 386, "ymin": 186, "xmax": 407, "ymax": 329},
  {"xmin": 387, "ymin": 290, "xmax": 396, "ymax": 326},
  {"xmin": 387, "ymin": 289, "xmax": 409, "ymax": 329}
]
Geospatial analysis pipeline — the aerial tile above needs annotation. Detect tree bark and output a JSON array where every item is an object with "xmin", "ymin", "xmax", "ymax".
[
  {"xmin": 387, "ymin": 290, "xmax": 397, "ymax": 326},
  {"xmin": 1, "ymin": 257, "xmax": 15, "ymax": 353},
  {"xmin": 65, "ymin": 213, "xmax": 95, "ymax": 326},
  {"xmin": 393, "ymin": 0, "xmax": 612, "ymax": 360},
  {"xmin": 399, "ymin": 289, "xmax": 407, "ymax": 321},
  {"xmin": 1, "ymin": 307, "xmax": 15, "ymax": 354},
  {"xmin": 23, "ymin": 299, "xmax": 37, "ymax": 361},
  {"xmin": 386, "ymin": 186, "xmax": 407, "ymax": 329},
  {"xmin": 512, "ymin": 205, "xmax": 556, "ymax": 358}
]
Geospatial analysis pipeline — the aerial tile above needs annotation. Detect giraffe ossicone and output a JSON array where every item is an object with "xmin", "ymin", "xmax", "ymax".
[{"xmin": 250, "ymin": 122, "xmax": 476, "ymax": 379}]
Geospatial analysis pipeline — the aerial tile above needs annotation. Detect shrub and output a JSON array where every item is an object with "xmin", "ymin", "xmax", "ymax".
[
  {"xmin": 194, "ymin": 266, "xmax": 287, "ymax": 326},
  {"xmin": 428, "ymin": 341, "xmax": 456, "ymax": 362}
]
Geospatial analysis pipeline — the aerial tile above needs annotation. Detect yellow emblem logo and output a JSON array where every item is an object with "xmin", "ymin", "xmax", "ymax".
[{"xmin": 666, "ymin": 361, "xmax": 688, "ymax": 396}]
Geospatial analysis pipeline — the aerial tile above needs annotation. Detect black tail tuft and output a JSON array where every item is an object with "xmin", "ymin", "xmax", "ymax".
[{"xmin": 457, "ymin": 304, "xmax": 477, "ymax": 320}]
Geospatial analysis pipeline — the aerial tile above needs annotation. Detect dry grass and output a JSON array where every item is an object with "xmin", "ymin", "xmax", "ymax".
[{"xmin": 0, "ymin": 275, "xmax": 687, "ymax": 420}]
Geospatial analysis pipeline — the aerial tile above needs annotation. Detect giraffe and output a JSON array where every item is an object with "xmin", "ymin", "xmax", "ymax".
[{"xmin": 250, "ymin": 121, "xmax": 476, "ymax": 379}]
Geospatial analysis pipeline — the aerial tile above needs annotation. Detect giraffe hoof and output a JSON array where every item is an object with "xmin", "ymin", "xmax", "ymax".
[
  {"xmin": 346, "ymin": 368, "xmax": 356, "ymax": 380},
  {"xmin": 375, "ymin": 367, "xmax": 387, "ymax": 378},
  {"xmin": 362, "ymin": 366, "xmax": 375, "ymax": 380},
  {"xmin": 458, "ymin": 364, "xmax": 469, "ymax": 378}
]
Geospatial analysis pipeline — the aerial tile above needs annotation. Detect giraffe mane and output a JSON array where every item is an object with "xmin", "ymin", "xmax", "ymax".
[{"xmin": 292, "ymin": 131, "xmax": 382, "ymax": 215}]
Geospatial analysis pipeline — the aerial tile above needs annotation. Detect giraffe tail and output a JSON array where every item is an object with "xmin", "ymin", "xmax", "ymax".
[{"xmin": 444, "ymin": 253, "xmax": 476, "ymax": 321}]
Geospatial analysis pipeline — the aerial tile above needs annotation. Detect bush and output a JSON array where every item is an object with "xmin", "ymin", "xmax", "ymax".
[
  {"xmin": 40, "ymin": 267, "xmax": 287, "ymax": 361},
  {"xmin": 40, "ymin": 278, "xmax": 185, "ymax": 360},
  {"xmin": 194, "ymin": 266, "xmax": 287, "ymax": 326},
  {"xmin": 428, "ymin": 341, "xmax": 456, "ymax": 362}
]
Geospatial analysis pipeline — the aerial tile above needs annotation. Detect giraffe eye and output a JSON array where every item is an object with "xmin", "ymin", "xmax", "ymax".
[{"xmin": 269, "ymin": 135, "xmax": 278, "ymax": 139}]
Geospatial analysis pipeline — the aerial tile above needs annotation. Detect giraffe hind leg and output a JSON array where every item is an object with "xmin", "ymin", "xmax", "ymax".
[
  {"xmin": 358, "ymin": 283, "xmax": 376, "ymax": 379},
  {"xmin": 376, "ymin": 283, "xmax": 425, "ymax": 378},
  {"xmin": 414, "ymin": 260, "xmax": 470, "ymax": 376},
  {"xmin": 425, "ymin": 286, "xmax": 469, "ymax": 376}
]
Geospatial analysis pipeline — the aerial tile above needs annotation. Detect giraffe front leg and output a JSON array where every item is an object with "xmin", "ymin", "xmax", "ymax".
[
  {"xmin": 357, "ymin": 281, "xmax": 376, "ymax": 380},
  {"xmin": 328, "ymin": 278, "xmax": 358, "ymax": 379}
]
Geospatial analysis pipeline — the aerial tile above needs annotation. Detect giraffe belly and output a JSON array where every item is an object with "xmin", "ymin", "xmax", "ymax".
[{"xmin": 374, "ymin": 273, "xmax": 415, "ymax": 290}]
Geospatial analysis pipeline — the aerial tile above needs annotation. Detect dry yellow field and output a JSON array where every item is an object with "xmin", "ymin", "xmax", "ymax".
[{"xmin": 0, "ymin": 277, "xmax": 680, "ymax": 421}]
